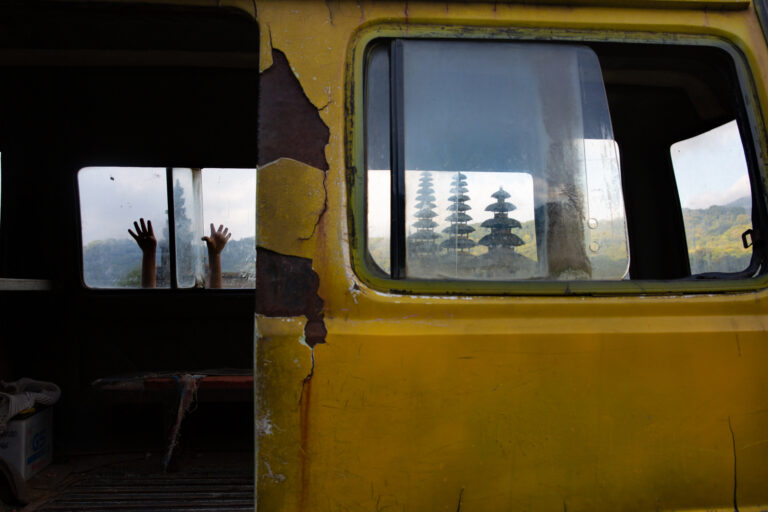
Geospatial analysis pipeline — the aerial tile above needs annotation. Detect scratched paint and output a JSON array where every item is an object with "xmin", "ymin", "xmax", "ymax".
[
  {"xmin": 255, "ymin": 315, "xmax": 313, "ymax": 512},
  {"xmin": 250, "ymin": 1, "xmax": 768, "ymax": 511}
]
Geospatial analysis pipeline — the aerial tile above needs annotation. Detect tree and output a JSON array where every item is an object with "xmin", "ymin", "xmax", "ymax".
[
  {"xmin": 479, "ymin": 187, "xmax": 524, "ymax": 252},
  {"xmin": 159, "ymin": 180, "xmax": 200, "ymax": 286},
  {"xmin": 440, "ymin": 172, "xmax": 476, "ymax": 252},
  {"xmin": 408, "ymin": 171, "xmax": 440, "ymax": 255}
]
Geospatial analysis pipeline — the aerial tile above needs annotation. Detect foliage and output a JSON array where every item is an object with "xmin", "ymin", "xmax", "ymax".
[
  {"xmin": 683, "ymin": 205, "xmax": 752, "ymax": 274},
  {"xmin": 117, "ymin": 265, "xmax": 142, "ymax": 287},
  {"xmin": 160, "ymin": 180, "xmax": 199, "ymax": 286},
  {"xmin": 84, "ymin": 237, "xmax": 256, "ymax": 288},
  {"xmin": 218, "ymin": 237, "xmax": 256, "ymax": 277},
  {"xmin": 83, "ymin": 238, "xmax": 143, "ymax": 287},
  {"xmin": 370, "ymin": 203, "xmax": 753, "ymax": 279}
]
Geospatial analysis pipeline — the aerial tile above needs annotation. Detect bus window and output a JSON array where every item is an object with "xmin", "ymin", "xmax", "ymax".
[
  {"xmin": 79, "ymin": 167, "xmax": 171, "ymax": 288},
  {"xmin": 79, "ymin": 166, "xmax": 256, "ymax": 289},
  {"xmin": 366, "ymin": 41, "xmax": 628, "ymax": 281},
  {"xmin": 671, "ymin": 120, "xmax": 754, "ymax": 275},
  {"xmin": 202, "ymin": 168, "xmax": 256, "ymax": 289},
  {"xmin": 362, "ymin": 40, "xmax": 765, "ymax": 289}
]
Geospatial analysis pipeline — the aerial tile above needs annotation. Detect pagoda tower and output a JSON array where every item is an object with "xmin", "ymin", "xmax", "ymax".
[
  {"xmin": 440, "ymin": 172, "xmax": 476, "ymax": 252},
  {"xmin": 407, "ymin": 171, "xmax": 440, "ymax": 255},
  {"xmin": 479, "ymin": 187, "xmax": 524, "ymax": 252}
]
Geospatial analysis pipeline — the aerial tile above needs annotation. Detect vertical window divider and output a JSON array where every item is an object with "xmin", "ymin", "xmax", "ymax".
[
  {"xmin": 191, "ymin": 168, "xmax": 206, "ymax": 288},
  {"xmin": 166, "ymin": 167, "xmax": 178, "ymax": 289},
  {"xmin": 390, "ymin": 39, "xmax": 406, "ymax": 279}
]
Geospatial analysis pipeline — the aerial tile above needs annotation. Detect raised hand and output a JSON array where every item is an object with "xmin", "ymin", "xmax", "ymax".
[
  {"xmin": 201, "ymin": 223, "xmax": 231, "ymax": 256},
  {"xmin": 128, "ymin": 218, "xmax": 157, "ymax": 254},
  {"xmin": 202, "ymin": 223, "xmax": 231, "ymax": 289},
  {"xmin": 128, "ymin": 218, "xmax": 156, "ymax": 288}
]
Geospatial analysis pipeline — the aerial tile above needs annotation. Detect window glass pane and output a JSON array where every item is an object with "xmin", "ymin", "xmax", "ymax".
[
  {"xmin": 171, "ymin": 168, "xmax": 205, "ymax": 288},
  {"xmin": 368, "ymin": 170, "xmax": 391, "ymax": 274},
  {"xmin": 671, "ymin": 120, "xmax": 753, "ymax": 274},
  {"xmin": 407, "ymin": 170, "xmax": 538, "ymax": 279},
  {"xmin": 79, "ymin": 167, "xmax": 170, "ymax": 288},
  {"xmin": 202, "ymin": 168, "xmax": 256, "ymax": 288},
  {"xmin": 399, "ymin": 41, "xmax": 628, "ymax": 280},
  {"xmin": 366, "ymin": 44, "xmax": 391, "ymax": 275},
  {"xmin": 584, "ymin": 139, "xmax": 630, "ymax": 279}
]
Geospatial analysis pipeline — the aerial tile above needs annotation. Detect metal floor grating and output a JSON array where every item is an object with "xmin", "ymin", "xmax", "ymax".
[{"xmin": 34, "ymin": 466, "xmax": 253, "ymax": 511}]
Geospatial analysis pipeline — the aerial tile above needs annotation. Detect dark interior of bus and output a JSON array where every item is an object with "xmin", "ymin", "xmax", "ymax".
[
  {"xmin": 0, "ymin": 2, "xmax": 765, "ymax": 509},
  {"xmin": 0, "ymin": 3, "xmax": 259, "ymax": 509},
  {"xmin": 594, "ymin": 42, "xmax": 765, "ymax": 280}
]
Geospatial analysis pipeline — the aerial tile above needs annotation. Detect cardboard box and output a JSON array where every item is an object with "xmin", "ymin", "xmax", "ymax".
[{"xmin": 0, "ymin": 407, "xmax": 53, "ymax": 481}]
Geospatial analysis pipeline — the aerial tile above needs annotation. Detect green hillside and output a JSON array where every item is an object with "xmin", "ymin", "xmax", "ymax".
[
  {"xmin": 83, "ymin": 237, "xmax": 256, "ymax": 288},
  {"xmin": 683, "ymin": 205, "xmax": 752, "ymax": 274},
  {"xmin": 369, "ymin": 203, "xmax": 753, "ymax": 279}
]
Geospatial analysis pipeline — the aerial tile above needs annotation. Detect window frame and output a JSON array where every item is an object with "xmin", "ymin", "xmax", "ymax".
[
  {"xmin": 76, "ymin": 164, "xmax": 257, "ymax": 292},
  {"xmin": 347, "ymin": 25, "xmax": 768, "ymax": 296}
]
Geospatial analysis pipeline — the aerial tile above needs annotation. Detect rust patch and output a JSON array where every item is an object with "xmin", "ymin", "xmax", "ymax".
[
  {"xmin": 257, "ymin": 49, "xmax": 329, "ymax": 346},
  {"xmin": 299, "ymin": 370, "xmax": 312, "ymax": 510},
  {"xmin": 325, "ymin": 0, "xmax": 335, "ymax": 26},
  {"xmin": 255, "ymin": 247, "xmax": 326, "ymax": 347},
  {"xmin": 259, "ymin": 50, "xmax": 330, "ymax": 171}
]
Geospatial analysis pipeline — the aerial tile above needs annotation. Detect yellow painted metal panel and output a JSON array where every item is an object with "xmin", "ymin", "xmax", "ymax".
[
  {"xmin": 251, "ymin": 1, "xmax": 768, "ymax": 510},
  {"xmin": 257, "ymin": 158, "xmax": 326, "ymax": 260},
  {"xmin": 492, "ymin": 0, "xmax": 750, "ymax": 9},
  {"xmin": 255, "ymin": 315, "xmax": 312, "ymax": 512}
]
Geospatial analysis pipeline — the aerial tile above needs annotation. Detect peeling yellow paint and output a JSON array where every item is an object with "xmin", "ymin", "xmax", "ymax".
[
  {"xmin": 259, "ymin": 20, "xmax": 274, "ymax": 71},
  {"xmin": 256, "ymin": 158, "xmax": 326, "ymax": 259},
  {"xmin": 254, "ymin": 314, "xmax": 313, "ymax": 512},
  {"xmin": 252, "ymin": 1, "xmax": 768, "ymax": 511}
]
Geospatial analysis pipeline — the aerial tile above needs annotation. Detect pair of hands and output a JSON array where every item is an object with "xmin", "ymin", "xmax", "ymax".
[
  {"xmin": 128, "ymin": 219, "xmax": 230, "ymax": 289},
  {"xmin": 128, "ymin": 219, "xmax": 231, "ymax": 254}
]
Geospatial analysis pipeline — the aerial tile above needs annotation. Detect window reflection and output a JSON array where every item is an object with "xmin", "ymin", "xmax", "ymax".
[{"xmin": 366, "ymin": 40, "xmax": 629, "ymax": 281}]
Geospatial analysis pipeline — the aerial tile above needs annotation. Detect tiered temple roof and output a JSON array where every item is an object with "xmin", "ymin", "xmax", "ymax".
[
  {"xmin": 408, "ymin": 172, "xmax": 440, "ymax": 252},
  {"xmin": 479, "ymin": 187, "xmax": 525, "ymax": 250},
  {"xmin": 440, "ymin": 172, "xmax": 476, "ymax": 252}
]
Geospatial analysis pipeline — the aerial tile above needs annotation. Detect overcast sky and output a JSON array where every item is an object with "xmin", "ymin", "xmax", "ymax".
[
  {"xmin": 76, "ymin": 123, "xmax": 747, "ymax": 247},
  {"xmin": 368, "ymin": 139, "xmax": 626, "ymax": 239},
  {"xmin": 368, "ymin": 122, "xmax": 748, "ymax": 239},
  {"xmin": 79, "ymin": 167, "xmax": 255, "ymax": 245},
  {"xmin": 671, "ymin": 120, "xmax": 750, "ymax": 210},
  {"xmin": 366, "ymin": 40, "xmax": 749, "ymax": 246}
]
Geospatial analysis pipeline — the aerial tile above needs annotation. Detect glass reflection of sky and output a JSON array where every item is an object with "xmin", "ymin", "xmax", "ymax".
[
  {"xmin": 79, "ymin": 167, "xmax": 167, "ymax": 245},
  {"xmin": 78, "ymin": 167, "xmax": 255, "ymax": 245}
]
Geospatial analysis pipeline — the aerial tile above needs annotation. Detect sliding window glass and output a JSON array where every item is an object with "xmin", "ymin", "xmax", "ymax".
[
  {"xmin": 366, "ymin": 41, "xmax": 628, "ymax": 281},
  {"xmin": 671, "ymin": 121, "xmax": 754, "ymax": 275}
]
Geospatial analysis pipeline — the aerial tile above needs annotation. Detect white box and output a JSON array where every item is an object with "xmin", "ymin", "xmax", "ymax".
[{"xmin": 0, "ymin": 407, "xmax": 53, "ymax": 481}]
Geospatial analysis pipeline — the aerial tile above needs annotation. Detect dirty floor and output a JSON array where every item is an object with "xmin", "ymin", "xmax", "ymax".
[{"xmin": 12, "ymin": 452, "xmax": 252, "ymax": 512}]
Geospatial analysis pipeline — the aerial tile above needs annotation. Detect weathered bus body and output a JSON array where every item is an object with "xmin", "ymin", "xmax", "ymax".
[{"xmin": 1, "ymin": 0, "xmax": 768, "ymax": 511}]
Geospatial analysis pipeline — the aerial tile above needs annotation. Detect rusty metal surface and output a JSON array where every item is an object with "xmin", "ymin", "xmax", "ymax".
[
  {"xmin": 258, "ymin": 50, "xmax": 330, "ymax": 171},
  {"xmin": 32, "ymin": 466, "xmax": 253, "ymax": 511},
  {"xmin": 255, "ymin": 247, "xmax": 326, "ymax": 347}
]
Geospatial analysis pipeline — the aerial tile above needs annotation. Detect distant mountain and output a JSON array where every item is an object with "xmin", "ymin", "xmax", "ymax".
[
  {"xmin": 83, "ymin": 237, "xmax": 256, "ymax": 288},
  {"xmin": 370, "ymin": 202, "xmax": 753, "ymax": 278},
  {"xmin": 682, "ymin": 203, "xmax": 751, "ymax": 274},
  {"xmin": 83, "ymin": 239, "xmax": 143, "ymax": 287},
  {"xmin": 723, "ymin": 195, "xmax": 751, "ymax": 209}
]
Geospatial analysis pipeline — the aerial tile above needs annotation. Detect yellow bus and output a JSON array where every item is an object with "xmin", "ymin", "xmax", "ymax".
[{"xmin": 0, "ymin": 1, "xmax": 767, "ymax": 511}]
